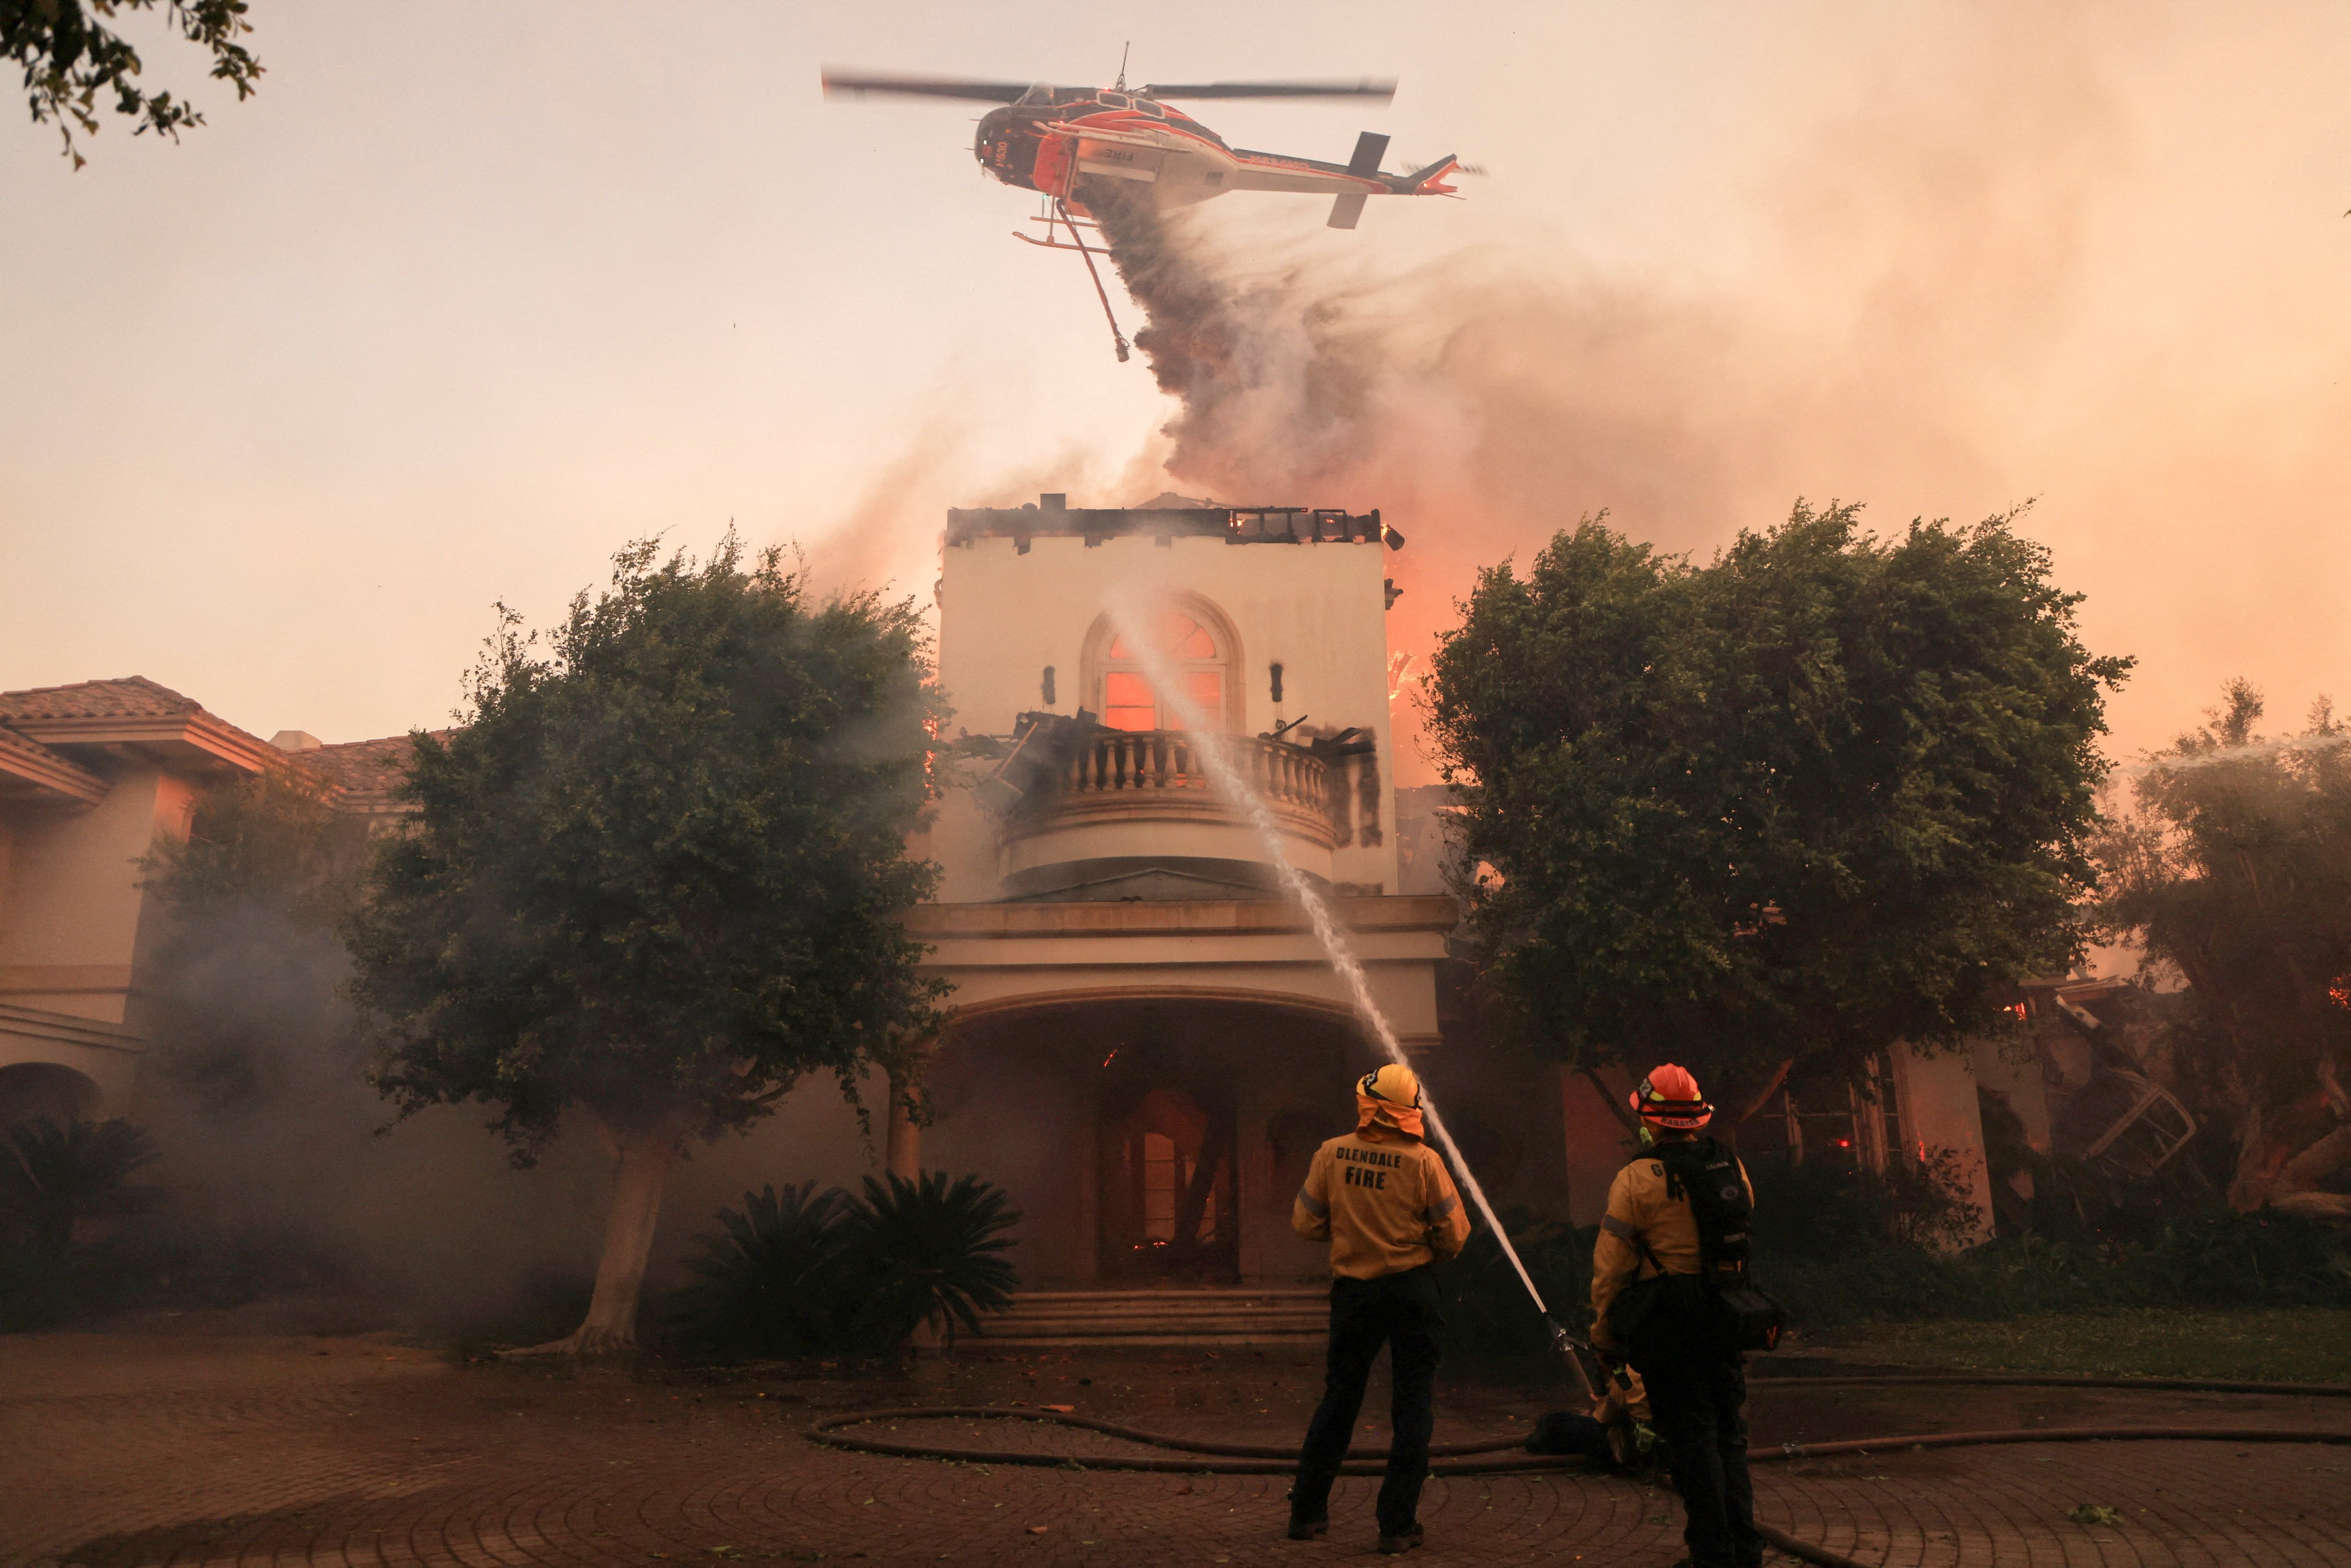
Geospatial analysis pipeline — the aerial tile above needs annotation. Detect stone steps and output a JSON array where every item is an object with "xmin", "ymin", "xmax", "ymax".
[{"xmin": 972, "ymin": 1286, "xmax": 1329, "ymax": 1349}]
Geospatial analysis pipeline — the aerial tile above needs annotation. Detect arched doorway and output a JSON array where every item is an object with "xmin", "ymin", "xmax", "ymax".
[
  {"xmin": 924, "ymin": 992, "xmax": 1370, "ymax": 1287},
  {"xmin": 1098, "ymin": 1074, "xmax": 1238, "ymax": 1283}
]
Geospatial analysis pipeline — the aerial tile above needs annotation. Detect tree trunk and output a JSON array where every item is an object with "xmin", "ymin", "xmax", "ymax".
[
  {"xmin": 885, "ymin": 1060, "xmax": 922, "ymax": 1182},
  {"xmin": 515, "ymin": 1108, "xmax": 686, "ymax": 1357}
]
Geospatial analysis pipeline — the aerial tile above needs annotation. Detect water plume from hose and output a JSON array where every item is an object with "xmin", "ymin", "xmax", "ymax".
[{"xmin": 1103, "ymin": 587, "xmax": 1550, "ymax": 1319}]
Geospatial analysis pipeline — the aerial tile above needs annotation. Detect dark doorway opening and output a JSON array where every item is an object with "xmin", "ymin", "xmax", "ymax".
[{"xmin": 1099, "ymin": 1066, "xmax": 1240, "ymax": 1284}]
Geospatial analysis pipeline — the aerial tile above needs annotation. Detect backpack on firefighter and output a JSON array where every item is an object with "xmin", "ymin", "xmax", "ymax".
[{"xmin": 1604, "ymin": 1136, "xmax": 1787, "ymax": 1354}]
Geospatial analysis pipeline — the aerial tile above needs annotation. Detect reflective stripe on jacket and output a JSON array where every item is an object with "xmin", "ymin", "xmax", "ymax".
[
  {"xmin": 1292, "ymin": 1126, "xmax": 1471, "ymax": 1280},
  {"xmin": 1587, "ymin": 1140, "xmax": 1754, "ymax": 1349}
]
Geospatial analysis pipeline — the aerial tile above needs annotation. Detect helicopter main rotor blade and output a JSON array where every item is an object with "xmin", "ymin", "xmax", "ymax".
[
  {"xmin": 822, "ymin": 69, "xmax": 1033, "ymax": 103},
  {"xmin": 1138, "ymin": 79, "xmax": 1396, "ymax": 103}
]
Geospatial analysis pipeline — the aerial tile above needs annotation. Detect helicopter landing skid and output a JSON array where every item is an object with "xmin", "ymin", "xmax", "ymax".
[{"xmin": 1016, "ymin": 198, "xmax": 1130, "ymax": 363}]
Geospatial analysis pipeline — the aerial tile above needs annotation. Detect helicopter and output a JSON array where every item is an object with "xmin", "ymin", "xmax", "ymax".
[{"xmin": 823, "ymin": 62, "xmax": 1459, "ymax": 359}]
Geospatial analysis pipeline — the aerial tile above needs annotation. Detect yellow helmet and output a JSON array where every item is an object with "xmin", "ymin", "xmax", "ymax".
[{"xmin": 1358, "ymin": 1063, "xmax": 1422, "ymax": 1110}]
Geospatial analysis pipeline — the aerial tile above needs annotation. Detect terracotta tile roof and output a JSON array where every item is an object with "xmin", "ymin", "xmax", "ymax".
[
  {"xmin": 0, "ymin": 725, "xmax": 67, "ymax": 766},
  {"xmin": 0, "ymin": 724, "xmax": 110, "ymax": 803},
  {"xmin": 297, "ymin": 732, "xmax": 435, "ymax": 799},
  {"xmin": 0, "ymin": 675, "xmax": 203, "ymax": 721}
]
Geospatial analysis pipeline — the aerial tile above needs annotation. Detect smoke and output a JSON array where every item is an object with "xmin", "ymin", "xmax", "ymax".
[
  {"xmin": 133, "ymin": 793, "xmax": 610, "ymax": 1331},
  {"xmin": 1076, "ymin": 3, "xmax": 2349, "ymax": 779}
]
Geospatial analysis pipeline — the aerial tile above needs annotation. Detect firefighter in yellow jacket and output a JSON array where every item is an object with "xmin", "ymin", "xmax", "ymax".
[
  {"xmin": 1287, "ymin": 1063, "xmax": 1471, "ymax": 1555},
  {"xmin": 1590, "ymin": 1064, "xmax": 1764, "ymax": 1568}
]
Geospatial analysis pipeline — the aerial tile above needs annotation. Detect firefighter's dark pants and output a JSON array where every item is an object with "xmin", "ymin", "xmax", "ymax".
[
  {"xmin": 1291, "ymin": 1264, "xmax": 1440, "ymax": 1536},
  {"xmin": 1631, "ymin": 1323, "xmax": 1762, "ymax": 1568}
]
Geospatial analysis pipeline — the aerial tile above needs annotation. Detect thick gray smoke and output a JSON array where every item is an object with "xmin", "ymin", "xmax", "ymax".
[{"xmin": 139, "ymin": 893, "xmax": 608, "ymax": 1332}]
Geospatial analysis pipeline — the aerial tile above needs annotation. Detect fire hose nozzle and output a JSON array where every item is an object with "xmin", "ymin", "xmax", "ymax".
[{"xmin": 1547, "ymin": 1315, "xmax": 1610, "ymax": 1406}]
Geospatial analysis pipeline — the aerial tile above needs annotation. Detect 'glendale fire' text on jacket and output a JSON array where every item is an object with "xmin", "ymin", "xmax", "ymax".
[{"xmin": 1292, "ymin": 1124, "xmax": 1472, "ymax": 1279}]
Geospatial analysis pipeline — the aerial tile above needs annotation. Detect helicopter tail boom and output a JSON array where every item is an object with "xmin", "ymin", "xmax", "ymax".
[{"xmin": 1397, "ymin": 154, "xmax": 1459, "ymax": 195}]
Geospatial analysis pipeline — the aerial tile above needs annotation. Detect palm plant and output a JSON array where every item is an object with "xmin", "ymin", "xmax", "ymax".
[
  {"xmin": 666, "ymin": 1182, "xmax": 850, "ymax": 1357},
  {"xmin": 0, "ymin": 1118, "xmax": 154, "ymax": 1255},
  {"xmin": 838, "ymin": 1171, "xmax": 1020, "ymax": 1352}
]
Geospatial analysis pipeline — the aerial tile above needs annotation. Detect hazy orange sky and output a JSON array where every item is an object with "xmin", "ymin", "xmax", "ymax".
[{"xmin": 2, "ymin": 2, "xmax": 2344, "ymax": 788}]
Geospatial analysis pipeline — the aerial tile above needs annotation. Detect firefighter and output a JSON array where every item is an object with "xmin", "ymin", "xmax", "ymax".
[
  {"xmin": 1288, "ymin": 1062, "xmax": 1472, "ymax": 1554},
  {"xmin": 1590, "ymin": 1064, "xmax": 1765, "ymax": 1568}
]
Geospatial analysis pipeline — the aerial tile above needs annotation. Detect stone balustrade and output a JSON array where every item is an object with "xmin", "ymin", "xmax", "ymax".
[{"xmin": 1011, "ymin": 729, "xmax": 1337, "ymax": 851}]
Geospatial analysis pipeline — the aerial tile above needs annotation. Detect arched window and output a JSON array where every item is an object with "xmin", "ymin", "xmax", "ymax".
[{"xmin": 1085, "ymin": 599, "xmax": 1240, "ymax": 733}]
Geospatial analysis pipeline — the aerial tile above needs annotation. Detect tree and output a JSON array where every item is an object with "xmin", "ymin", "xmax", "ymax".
[
  {"xmin": 346, "ymin": 537, "xmax": 948, "ymax": 1353},
  {"xmin": 2094, "ymin": 682, "xmax": 2351, "ymax": 1219},
  {"xmin": 1426, "ymin": 502, "xmax": 2130, "ymax": 1116},
  {"xmin": 6, "ymin": 0, "xmax": 261, "ymax": 168}
]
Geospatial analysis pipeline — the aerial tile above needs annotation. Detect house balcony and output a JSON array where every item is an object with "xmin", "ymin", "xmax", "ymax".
[{"xmin": 999, "ymin": 729, "xmax": 1335, "ymax": 900}]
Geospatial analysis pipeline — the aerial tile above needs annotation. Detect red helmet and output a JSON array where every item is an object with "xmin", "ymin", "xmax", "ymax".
[{"xmin": 1629, "ymin": 1063, "xmax": 1712, "ymax": 1130}]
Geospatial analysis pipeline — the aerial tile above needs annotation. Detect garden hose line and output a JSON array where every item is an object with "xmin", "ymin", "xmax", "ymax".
[{"xmin": 805, "ymin": 1375, "xmax": 2351, "ymax": 1568}]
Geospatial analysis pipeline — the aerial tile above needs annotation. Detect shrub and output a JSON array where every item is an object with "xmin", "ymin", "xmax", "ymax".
[
  {"xmin": 837, "ymin": 1172, "xmax": 1020, "ymax": 1352},
  {"xmin": 1757, "ymin": 1201, "xmax": 2351, "ymax": 1330},
  {"xmin": 1440, "ymin": 1153, "xmax": 2351, "ymax": 1358},
  {"xmin": 663, "ymin": 1171, "xmax": 1020, "ymax": 1361},
  {"xmin": 0, "ymin": 1117, "xmax": 160, "ymax": 1332},
  {"xmin": 2117, "ymin": 1206, "xmax": 2351, "ymax": 1309},
  {"xmin": 0, "ymin": 1117, "xmax": 154, "ymax": 1254},
  {"xmin": 668, "ymin": 1182, "xmax": 851, "ymax": 1358},
  {"xmin": 1746, "ymin": 1147, "xmax": 1981, "ymax": 1260}
]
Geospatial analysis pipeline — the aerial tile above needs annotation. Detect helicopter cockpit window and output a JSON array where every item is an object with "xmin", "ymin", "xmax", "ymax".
[{"xmin": 1016, "ymin": 83, "xmax": 1054, "ymax": 105}]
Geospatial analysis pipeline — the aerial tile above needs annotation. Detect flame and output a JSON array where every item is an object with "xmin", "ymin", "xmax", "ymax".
[{"xmin": 1385, "ymin": 651, "xmax": 1422, "ymax": 706}]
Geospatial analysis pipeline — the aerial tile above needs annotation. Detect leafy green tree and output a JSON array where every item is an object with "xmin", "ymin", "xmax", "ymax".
[
  {"xmin": 6, "ymin": 0, "xmax": 261, "ymax": 168},
  {"xmin": 1426, "ymin": 502, "xmax": 2129, "ymax": 1117},
  {"xmin": 2095, "ymin": 682, "xmax": 2350, "ymax": 1218},
  {"xmin": 346, "ymin": 538, "xmax": 948, "ymax": 1353}
]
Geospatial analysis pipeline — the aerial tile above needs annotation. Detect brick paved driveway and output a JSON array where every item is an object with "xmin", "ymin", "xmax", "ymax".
[{"xmin": 3, "ymin": 1333, "xmax": 2346, "ymax": 1567}]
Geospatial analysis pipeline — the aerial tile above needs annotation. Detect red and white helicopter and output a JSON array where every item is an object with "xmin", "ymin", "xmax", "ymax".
[{"xmin": 823, "ymin": 63, "xmax": 1460, "ymax": 359}]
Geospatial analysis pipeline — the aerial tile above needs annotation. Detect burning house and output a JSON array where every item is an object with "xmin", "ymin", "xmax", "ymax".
[
  {"xmin": 863, "ymin": 494, "xmax": 1483, "ymax": 1334},
  {"xmin": 2, "ymin": 495, "xmax": 2186, "ymax": 1341}
]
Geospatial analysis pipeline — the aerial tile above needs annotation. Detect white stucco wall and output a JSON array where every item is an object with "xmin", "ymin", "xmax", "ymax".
[
  {"xmin": 0, "ymin": 768, "xmax": 193, "ymax": 1025},
  {"xmin": 936, "ymin": 530, "xmax": 1401, "ymax": 896}
]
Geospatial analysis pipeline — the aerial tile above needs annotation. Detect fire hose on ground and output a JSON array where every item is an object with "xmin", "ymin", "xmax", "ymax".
[{"xmin": 807, "ymin": 1375, "xmax": 2351, "ymax": 1568}]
